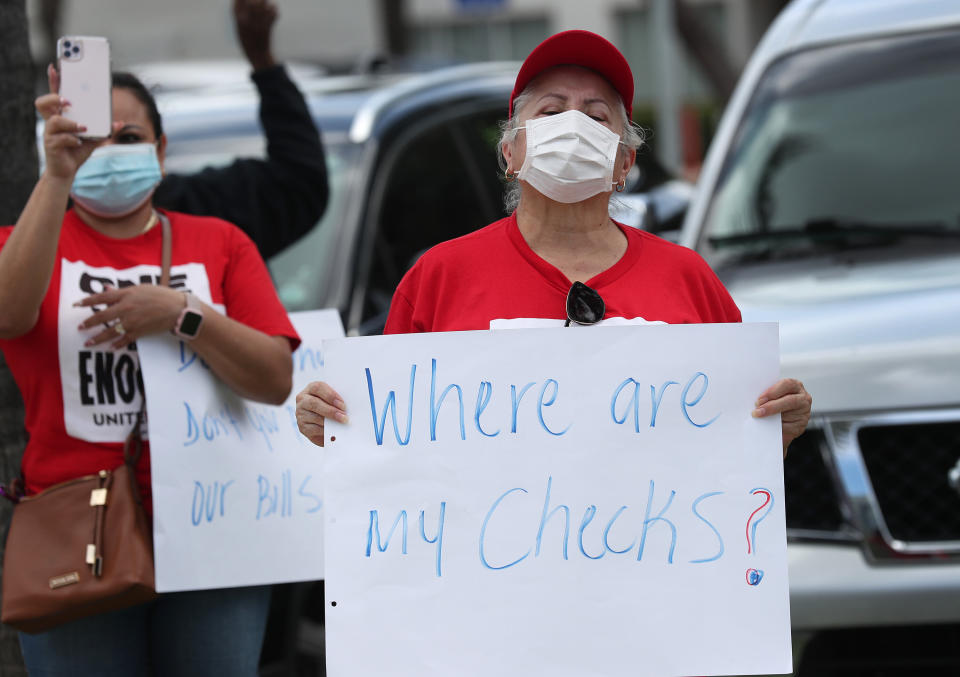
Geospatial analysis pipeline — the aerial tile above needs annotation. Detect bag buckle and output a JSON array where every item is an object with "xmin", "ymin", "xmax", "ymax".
[{"xmin": 85, "ymin": 544, "xmax": 103, "ymax": 577}]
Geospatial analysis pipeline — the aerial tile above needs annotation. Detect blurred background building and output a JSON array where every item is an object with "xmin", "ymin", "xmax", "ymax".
[{"xmin": 26, "ymin": 0, "xmax": 787, "ymax": 176}]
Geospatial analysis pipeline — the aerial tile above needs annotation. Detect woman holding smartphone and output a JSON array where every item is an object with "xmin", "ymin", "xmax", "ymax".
[{"xmin": 0, "ymin": 66, "xmax": 298, "ymax": 675}]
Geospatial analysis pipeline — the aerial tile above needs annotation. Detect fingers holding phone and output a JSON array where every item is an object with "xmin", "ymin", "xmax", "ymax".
[{"xmin": 38, "ymin": 89, "xmax": 98, "ymax": 180}]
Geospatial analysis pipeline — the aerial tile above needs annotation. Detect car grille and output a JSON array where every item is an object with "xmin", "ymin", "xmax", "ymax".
[
  {"xmin": 784, "ymin": 429, "xmax": 846, "ymax": 533},
  {"xmin": 859, "ymin": 422, "xmax": 960, "ymax": 543}
]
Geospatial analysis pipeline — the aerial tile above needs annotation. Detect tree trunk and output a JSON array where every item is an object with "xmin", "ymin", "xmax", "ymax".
[
  {"xmin": 0, "ymin": 0, "xmax": 36, "ymax": 673},
  {"xmin": 38, "ymin": 0, "xmax": 64, "ymax": 69}
]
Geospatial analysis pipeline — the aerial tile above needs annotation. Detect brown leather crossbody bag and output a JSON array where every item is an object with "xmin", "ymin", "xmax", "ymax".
[{"xmin": 0, "ymin": 214, "xmax": 172, "ymax": 633}]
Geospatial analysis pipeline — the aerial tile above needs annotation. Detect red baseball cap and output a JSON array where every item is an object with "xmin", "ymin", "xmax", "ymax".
[{"xmin": 509, "ymin": 30, "xmax": 635, "ymax": 119}]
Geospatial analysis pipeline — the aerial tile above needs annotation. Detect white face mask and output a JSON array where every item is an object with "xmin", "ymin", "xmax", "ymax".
[{"xmin": 517, "ymin": 109, "xmax": 621, "ymax": 203}]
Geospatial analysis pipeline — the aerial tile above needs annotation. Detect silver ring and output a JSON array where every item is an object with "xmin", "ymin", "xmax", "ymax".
[{"xmin": 114, "ymin": 321, "xmax": 125, "ymax": 335}]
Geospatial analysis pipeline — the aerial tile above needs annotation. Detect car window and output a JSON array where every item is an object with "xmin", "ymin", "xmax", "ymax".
[
  {"xmin": 165, "ymin": 125, "xmax": 360, "ymax": 312},
  {"xmin": 163, "ymin": 136, "xmax": 267, "ymax": 174},
  {"xmin": 268, "ymin": 141, "xmax": 362, "ymax": 311},
  {"xmin": 700, "ymin": 29, "xmax": 960, "ymax": 267},
  {"xmin": 353, "ymin": 105, "xmax": 506, "ymax": 334}
]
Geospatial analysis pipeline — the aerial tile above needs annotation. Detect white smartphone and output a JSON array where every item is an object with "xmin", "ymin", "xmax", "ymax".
[{"xmin": 57, "ymin": 36, "xmax": 112, "ymax": 139}]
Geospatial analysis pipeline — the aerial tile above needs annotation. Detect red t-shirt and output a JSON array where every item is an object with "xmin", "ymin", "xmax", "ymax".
[
  {"xmin": 384, "ymin": 213, "xmax": 741, "ymax": 334},
  {"xmin": 0, "ymin": 209, "xmax": 300, "ymax": 507}
]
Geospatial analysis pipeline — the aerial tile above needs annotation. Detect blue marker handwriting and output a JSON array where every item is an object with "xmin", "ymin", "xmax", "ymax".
[
  {"xmin": 365, "ymin": 503, "xmax": 447, "ymax": 577},
  {"xmin": 189, "ymin": 470, "xmax": 322, "ymax": 526},
  {"xmin": 362, "ymin": 478, "xmax": 767, "ymax": 578},
  {"xmin": 256, "ymin": 469, "xmax": 323, "ymax": 519},
  {"xmin": 479, "ymin": 476, "xmax": 720, "ymax": 570},
  {"xmin": 182, "ymin": 401, "xmax": 281, "ymax": 451},
  {"xmin": 610, "ymin": 371, "xmax": 720, "ymax": 431},
  {"xmin": 183, "ymin": 402, "xmax": 243, "ymax": 446},
  {"xmin": 362, "ymin": 361, "xmax": 721, "ymax": 446},
  {"xmin": 191, "ymin": 479, "xmax": 235, "ymax": 526},
  {"xmin": 294, "ymin": 343, "xmax": 324, "ymax": 373},
  {"xmin": 177, "ymin": 342, "xmax": 210, "ymax": 373}
]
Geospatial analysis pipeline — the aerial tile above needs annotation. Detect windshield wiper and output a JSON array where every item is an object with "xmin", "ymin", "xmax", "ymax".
[
  {"xmin": 710, "ymin": 218, "xmax": 959, "ymax": 249},
  {"xmin": 708, "ymin": 219, "xmax": 960, "ymax": 264}
]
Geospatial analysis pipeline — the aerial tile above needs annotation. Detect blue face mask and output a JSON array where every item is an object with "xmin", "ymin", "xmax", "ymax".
[{"xmin": 71, "ymin": 143, "xmax": 163, "ymax": 217}]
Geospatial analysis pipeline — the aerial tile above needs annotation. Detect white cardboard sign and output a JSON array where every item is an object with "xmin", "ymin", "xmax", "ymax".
[
  {"xmin": 139, "ymin": 308, "xmax": 343, "ymax": 592},
  {"xmin": 322, "ymin": 323, "xmax": 791, "ymax": 677}
]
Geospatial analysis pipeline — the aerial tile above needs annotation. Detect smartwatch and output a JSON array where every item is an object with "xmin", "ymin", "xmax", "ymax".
[{"xmin": 173, "ymin": 292, "xmax": 204, "ymax": 340}]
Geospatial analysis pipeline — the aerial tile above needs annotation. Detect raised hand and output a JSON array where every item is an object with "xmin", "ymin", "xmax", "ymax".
[
  {"xmin": 233, "ymin": 0, "xmax": 278, "ymax": 71},
  {"xmin": 37, "ymin": 64, "xmax": 104, "ymax": 180}
]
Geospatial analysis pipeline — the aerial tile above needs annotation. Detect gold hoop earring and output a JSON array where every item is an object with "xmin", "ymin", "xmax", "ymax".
[
  {"xmin": 505, "ymin": 169, "xmax": 517, "ymax": 182},
  {"xmin": 615, "ymin": 178, "xmax": 626, "ymax": 192}
]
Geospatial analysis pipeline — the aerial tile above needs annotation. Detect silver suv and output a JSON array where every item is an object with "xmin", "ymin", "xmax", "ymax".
[{"xmin": 681, "ymin": 0, "xmax": 960, "ymax": 673}]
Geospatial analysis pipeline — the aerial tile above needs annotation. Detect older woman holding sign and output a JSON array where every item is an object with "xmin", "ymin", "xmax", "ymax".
[{"xmin": 296, "ymin": 30, "xmax": 811, "ymax": 452}]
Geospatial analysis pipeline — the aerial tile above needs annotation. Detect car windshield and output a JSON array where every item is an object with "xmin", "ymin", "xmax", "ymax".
[
  {"xmin": 700, "ymin": 29, "xmax": 960, "ymax": 267},
  {"xmin": 164, "ymin": 132, "xmax": 360, "ymax": 311}
]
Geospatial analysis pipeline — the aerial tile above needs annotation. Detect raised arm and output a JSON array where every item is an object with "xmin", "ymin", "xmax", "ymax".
[
  {"xmin": 0, "ymin": 67, "xmax": 102, "ymax": 338},
  {"xmin": 152, "ymin": 0, "xmax": 329, "ymax": 258}
]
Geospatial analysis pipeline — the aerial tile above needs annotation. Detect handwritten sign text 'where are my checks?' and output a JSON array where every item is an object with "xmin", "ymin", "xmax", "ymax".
[
  {"xmin": 138, "ymin": 309, "xmax": 344, "ymax": 592},
  {"xmin": 322, "ymin": 323, "xmax": 792, "ymax": 677}
]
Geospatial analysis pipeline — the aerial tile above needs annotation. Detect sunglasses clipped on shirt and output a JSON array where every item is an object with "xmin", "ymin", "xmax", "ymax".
[{"xmin": 564, "ymin": 281, "xmax": 605, "ymax": 327}]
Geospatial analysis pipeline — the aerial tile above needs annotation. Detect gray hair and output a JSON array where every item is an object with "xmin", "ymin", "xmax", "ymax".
[{"xmin": 498, "ymin": 88, "xmax": 646, "ymax": 212}]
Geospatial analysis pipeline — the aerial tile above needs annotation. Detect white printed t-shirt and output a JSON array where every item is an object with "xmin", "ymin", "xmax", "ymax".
[{"xmin": 0, "ymin": 209, "xmax": 299, "ymax": 509}]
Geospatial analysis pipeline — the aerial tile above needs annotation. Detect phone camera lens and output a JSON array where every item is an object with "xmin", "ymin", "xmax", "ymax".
[
  {"xmin": 72, "ymin": 46, "xmax": 80, "ymax": 54},
  {"xmin": 63, "ymin": 40, "xmax": 71, "ymax": 48}
]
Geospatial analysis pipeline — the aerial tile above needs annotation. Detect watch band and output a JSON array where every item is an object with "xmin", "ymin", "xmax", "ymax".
[{"xmin": 173, "ymin": 292, "xmax": 204, "ymax": 340}]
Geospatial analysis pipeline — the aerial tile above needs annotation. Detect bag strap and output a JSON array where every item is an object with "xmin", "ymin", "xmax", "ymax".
[
  {"xmin": 159, "ymin": 212, "xmax": 172, "ymax": 287},
  {"xmin": 1, "ymin": 213, "xmax": 172, "ymax": 497},
  {"xmin": 123, "ymin": 211, "xmax": 173, "ymax": 468}
]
